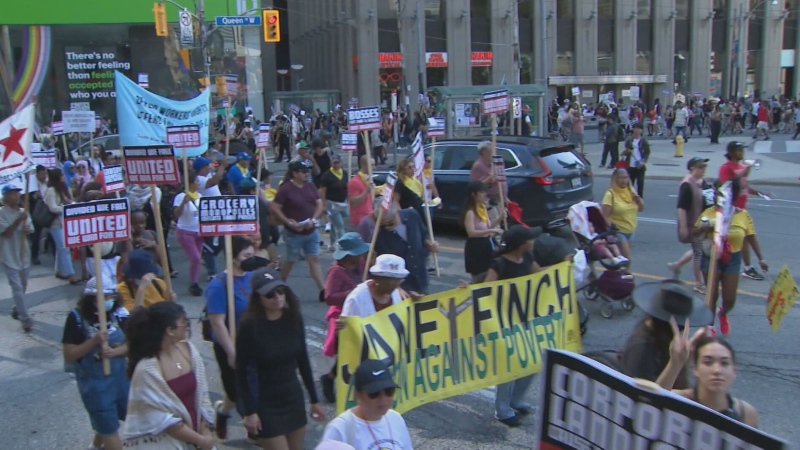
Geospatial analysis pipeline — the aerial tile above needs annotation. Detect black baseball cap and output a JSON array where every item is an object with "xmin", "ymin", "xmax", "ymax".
[
  {"xmin": 251, "ymin": 267, "xmax": 287, "ymax": 295},
  {"xmin": 726, "ymin": 141, "xmax": 745, "ymax": 153},
  {"xmin": 687, "ymin": 157, "xmax": 709, "ymax": 170},
  {"xmin": 354, "ymin": 359, "xmax": 399, "ymax": 394},
  {"xmin": 501, "ymin": 225, "xmax": 537, "ymax": 251},
  {"xmin": 288, "ymin": 160, "xmax": 309, "ymax": 172}
]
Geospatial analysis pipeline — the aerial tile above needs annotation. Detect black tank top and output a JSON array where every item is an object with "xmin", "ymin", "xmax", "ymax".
[{"xmin": 692, "ymin": 387, "xmax": 741, "ymax": 421}]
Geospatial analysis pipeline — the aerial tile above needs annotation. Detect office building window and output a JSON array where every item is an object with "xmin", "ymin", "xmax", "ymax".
[
  {"xmin": 637, "ymin": 15, "xmax": 652, "ymax": 75},
  {"xmin": 557, "ymin": 52, "xmax": 574, "ymax": 76},
  {"xmin": 598, "ymin": 0, "xmax": 614, "ymax": 74},
  {"xmin": 598, "ymin": 0, "xmax": 613, "ymax": 19},
  {"xmin": 676, "ymin": 0, "xmax": 689, "ymax": 19},
  {"xmin": 638, "ymin": 0, "xmax": 652, "ymax": 19},
  {"xmin": 557, "ymin": 2, "xmax": 574, "ymax": 19}
]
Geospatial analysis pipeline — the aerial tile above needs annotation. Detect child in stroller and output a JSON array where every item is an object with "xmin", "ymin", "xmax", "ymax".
[{"xmin": 568, "ymin": 201, "xmax": 635, "ymax": 318}]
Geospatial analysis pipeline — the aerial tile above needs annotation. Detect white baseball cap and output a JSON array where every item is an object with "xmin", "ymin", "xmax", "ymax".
[{"xmin": 369, "ymin": 254, "xmax": 409, "ymax": 279}]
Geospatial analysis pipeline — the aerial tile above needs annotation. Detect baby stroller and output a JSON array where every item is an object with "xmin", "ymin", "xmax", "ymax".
[{"xmin": 567, "ymin": 201, "xmax": 635, "ymax": 318}]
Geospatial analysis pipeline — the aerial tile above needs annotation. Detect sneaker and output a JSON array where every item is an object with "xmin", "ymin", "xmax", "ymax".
[
  {"xmin": 325, "ymin": 223, "xmax": 331, "ymax": 232},
  {"xmin": 11, "ymin": 307, "xmax": 19, "ymax": 321},
  {"xmin": 718, "ymin": 308, "xmax": 730, "ymax": 335},
  {"xmin": 513, "ymin": 406, "xmax": 533, "ymax": 416},
  {"xmin": 188, "ymin": 283, "xmax": 203, "ymax": 296},
  {"xmin": 693, "ymin": 284, "xmax": 707, "ymax": 295},
  {"xmin": 22, "ymin": 318, "xmax": 33, "ymax": 333},
  {"xmin": 498, "ymin": 414, "xmax": 522, "ymax": 427},
  {"xmin": 214, "ymin": 400, "xmax": 230, "ymax": 439},
  {"xmin": 742, "ymin": 267, "xmax": 765, "ymax": 281},
  {"xmin": 615, "ymin": 256, "xmax": 629, "ymax": 263},
  {"xmin": 320, "ymin": 374, "xmax": 336, "ymax": 403}
]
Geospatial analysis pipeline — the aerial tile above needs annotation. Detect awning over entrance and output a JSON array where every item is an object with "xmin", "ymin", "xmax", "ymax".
[
  {"xmin": 548, "ymin": 75, "xmax": 668, "ymax": 85},
  {"xmin": 428, "ymin": 84, "xmax": 547, "ymax": 98}
]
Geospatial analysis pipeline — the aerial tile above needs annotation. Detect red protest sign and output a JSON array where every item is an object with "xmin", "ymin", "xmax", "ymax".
[
  {"xmin": 101, "ymin": 164, "xmax": 126, "ymax": 194},
  {"xmin": 198, "ymin": 195, "xmax": 259, "ymax": 236},
  {"xmin": 123, "ymin": 145, "xmax": 180, "ymax": 185},
  {"xmin": 166, "ymin": 125, "xmax": 201, "ymax": 148},
  {"xmin": 493, "ymin": 154, "xmax": 506, "ymax": 182},
  {"xmin": 381, "ymin": 172, "xmax": 397, "ymax": 212},
  {"xmin": 482, "ymin": 90, "xmax": 509, "ymax": 115},
  {"xmin": 63, "ymin": 198, "xmax": 130, "ymax": 248}
]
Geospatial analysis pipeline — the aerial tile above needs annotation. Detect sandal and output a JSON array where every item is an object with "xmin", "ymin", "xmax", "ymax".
[
  {"xmin": 68, "ymin": 277, "xmax": 81, "ymax": 285},
  {"xmin": 55, "ymin": 273, "xmax": 69, "ymax": 280}
]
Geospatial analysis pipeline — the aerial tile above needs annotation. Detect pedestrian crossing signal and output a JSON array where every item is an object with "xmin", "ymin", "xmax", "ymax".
[
  {"xmin": 263, "ymin": 9, "xmax": 280, "ymax": 42},
  {"xmin": 153, "ymin": 2, "xmax": 168, "ymax": 37}
]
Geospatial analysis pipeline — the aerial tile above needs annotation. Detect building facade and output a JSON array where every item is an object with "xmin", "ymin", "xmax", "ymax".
[{"xmin": 287, "ymin": 0, "xmax": 800, "ymax": 110}]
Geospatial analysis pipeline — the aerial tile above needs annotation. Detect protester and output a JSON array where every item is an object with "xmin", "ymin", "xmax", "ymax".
[
  {"xmin": 204, "ymin": 235, "xmax": 255, "ymax": 438},
  {"xmin": 44, "ymin": 168, "xmax": 79, "ymax": 284},
  {"xmin": 71, "ymin": 160, "xmax": 93, "ymax": 196},
  {"xmin": 29, "ymin": 165, "xmax": 49, "ymax": 265},
  {"xmin": 601, "ymin": 115, "xmax": 622, "ymax": 168},
  {"xmin": 92, "ymin": 151, "xmax": 116, "ymax": 186},
  {"xmin": 0, "ymin": 185, "xmax": 35, "ymax": 331},
  {"xmin": 656, "ymin": 332, "xmax": 759, "ymax": 428},
  {"xmin": 227, "ymin": 151, "xmax": 253, "ymax": 194},
  {"xmin": 271, "ymin": 160, "xmax": 326, "ymax": 293},
  {"xmin": 469, "ymin": 141, "xmax": 507, "ymax": 221},
  {"xmin": 321, "ymin": 359, "xmax": 413, "ymax": 449},
  {"xmin": 117, "ymin": 249, "xmax": 174, "ymax": 312},
  {"xmin": 62, "ymin": 276, "xmax": 129, "ymax": 450},
  {"xmin": 394, "ymin": 158, "xmax": 426, "ymax": 222},
  {"xmin": 668, "ymin": 157, "xmax": 714, "ymax": 294},
  {"xmin": 237, "ymin": 267, "xmax": 325, "ymax": 449},
  {"xmin": 312, "ymin": 139, "xmax": 332, "ymax": 187},
  {"xmin": 358, "ymin": 199, "xmax": 436, "ymax": 294},
  {"xmin": 421, "ymin": 153, "xmax": 442, "ymax": 217},
  {"xmin": 694, "ymin": 179, "xmax": 767, "ymax": 335},
  {"xmin": 601, "ymin": 168, "xmax": 644, "ymax": 262},
  {"xmin": 320, "ymin": 232, "xmax": 371, "ymax": 403},
  {"xmin": 122, "ymin": 302, "xmax": 215, "ymax": 450},
  {"xmin": 622, "ymin": 123, "xmax": 650, "ymax": 198},
  {"xmin": 753, "ymin": 101, "xmax": 771, "ymax": 140},
  {"xmin": 461, "ymin": 181, "xmax": 504, "ymax": 283},
  {"xmin": 127, "ymin": 183, "xmax": 177, "ymax": 278},
  {"xmin": 569, "ymin": 102, "xmax": 586, "ymax": 155},
  {"xmin": 195, "ymin": 156, "xmax": 228, "ymax": 279},
  {"xmin": 319, "ymin": 154, "xmax": 349, "ymax": 251},
  {"xmin": 127, "ymin": 209, "xmax": 162, "ymax": 267},
  {"xmin": 621, "ymin": 280, "xmax": 713, "ymax": 389},
  {"xmin": 173, "ymin": 171, "xmax": 204, "ymax": 296},
  {"xmin": 483, "ymin": 225, "xmax": 537, "ymax": 427},
  {"xmin": 347, "ymin": 155, "xmax": 376, "ymax": 227},
  {"xmin": 672, "ymin": 101, "xmax": 690, "ymax": 144}
]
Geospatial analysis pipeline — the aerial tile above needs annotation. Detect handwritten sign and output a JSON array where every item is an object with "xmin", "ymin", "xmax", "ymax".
[
  {"xmin": 198, "ymin": 195, "xmax": 259, "ymax": 236},
  {"xmin": 766, "ymin": 265, "xmax": 798, "ymax": 332},
  {"xmin": 123, "ymin": 145, "xmax": 180, "ymax": 185},
  {"xmin": 62, "ymin": 198, "xmax": 130, "ymax": 248}
]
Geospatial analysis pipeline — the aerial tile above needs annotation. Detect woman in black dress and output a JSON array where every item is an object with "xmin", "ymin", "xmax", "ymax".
[{"xmin": 237, "ymin": 267, "xmax": 325, "ymax": 450}]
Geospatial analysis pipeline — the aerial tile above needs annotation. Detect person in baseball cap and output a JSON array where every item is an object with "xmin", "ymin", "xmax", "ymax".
[
  {"xmin": 687, "ymin": 157, "xmax": 709, "ymax": 171},
  {"xmin": 321, "ymin": 359, "xmax": 412, "ymax": 449},
  {"xmin": 226, "ymin": 151, "xmax": 253, "ymax": 194},
  {"xmin": 193, "ymin": 156, "xmax": 212, "ymax": 172}
]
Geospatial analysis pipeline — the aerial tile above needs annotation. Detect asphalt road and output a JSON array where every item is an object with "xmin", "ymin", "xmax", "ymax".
[{"xmin": 0, "ymin": 180, "xmax": 798, "ymax": 449}]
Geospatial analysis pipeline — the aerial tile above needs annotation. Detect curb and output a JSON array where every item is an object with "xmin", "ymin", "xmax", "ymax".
[{"xmin": 591, "ymin": 172, "xmax": 799, "ymax": 187}]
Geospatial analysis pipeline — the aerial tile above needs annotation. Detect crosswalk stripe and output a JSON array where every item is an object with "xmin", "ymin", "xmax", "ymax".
[
  {"xmin": 786, "ymin": 141, "xmax": 800, "ymax": 153},
  {"xmin": 753, "ymin": 141, "xmax": 772, "ymax": 154}
]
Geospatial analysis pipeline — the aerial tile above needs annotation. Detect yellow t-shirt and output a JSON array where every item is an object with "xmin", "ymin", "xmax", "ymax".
[
  {"xmin": 118, "ymin": 278, "xmax": 169, "ymax": 311},
  {"xmin": 695, "ymin": 207, "xmax": 755, "ymax": 253},
  {"xmin": 602, "ymin": 190, "xmax": 639, "ymax": 234}
]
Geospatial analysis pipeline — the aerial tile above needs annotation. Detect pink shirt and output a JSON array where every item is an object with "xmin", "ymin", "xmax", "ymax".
[
  {"xmin": 347, "ymin": 174, "xmax": 373, "ymax": 226},
  {"xmin": 470, "ymin": 157, "xmax": 508, "ymax": 202}
]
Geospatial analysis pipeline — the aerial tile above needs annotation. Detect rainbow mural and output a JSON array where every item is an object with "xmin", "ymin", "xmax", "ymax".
[{"xmin": 10, "ymin": 26, "xmax": 52, "ymax": 110}]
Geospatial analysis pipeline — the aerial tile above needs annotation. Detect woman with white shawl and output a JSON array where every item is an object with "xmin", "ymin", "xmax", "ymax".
[{"xmin": 121, "ymin": 302, "xmax": 216, "ymax": 449}]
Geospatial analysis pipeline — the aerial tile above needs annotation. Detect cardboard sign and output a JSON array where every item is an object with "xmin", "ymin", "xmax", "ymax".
[
  {"xmin": 31, "ymin": 150, "xmax": 58, "ymax": 169},
  {"xmin": 427, "ymin": 118, "xmax": 446, "ymax": 137},
  {"xmin": 381, "ymin": 172, "xmax": 397, "ymax": 212},
  {"xmin": 62, "ymin": 110, "xmax": 96, "ymax": 133},
  {"xmin": 198, "ymin": 195, "xmax": 259, "ymax": 236},
  {"xmin": 62, "ymin": 198, "xmax": 131, "ymax": 248},
  {"xmin": 537, "ymin": 350, "xmax": 786, "ymax": 450},
  {"xmin": 256, "ymin": 123, "xmax": 271, "ymax": 148},
  {"xmin": 166, "ymin": 125, "xmax": 202, "ymax": 149},
  {"xmin": 493, "ymin": 154, "xmax": 506, "ymax": 182},
  {"xmin": 340, "ymin": 132, "xmax": 358, "ymax": 152},
  {"xmin": 225, "ymin": 74, "xmax": 238, "ymax": 97},
  {"xmin": 482, "ymin": 90, "xmax": 509, "ymax": 115},
  {"xmin": 51, "ymin": 121, "xmax": 64, "ymax": 136},
  {"xmin": 347, "ymin": 106, "xmax": 382, "ymax": 132},
  {"xmin": 102, "ymin": 164, "xmax": 126, "ymax": 194},
  {"xmin": 123, "ymin": 145, "xmax": 180, "ymax": 185},
  {"xmin": 766, "ymin": 265, "xmax": 798, "ymax": 332}
]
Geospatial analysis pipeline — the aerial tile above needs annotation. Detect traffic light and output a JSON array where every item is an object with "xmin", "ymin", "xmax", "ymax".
[
  {"xmin": 263, "ymin": 9, "xmax": 280, "ymax": 42},
  {"xmin": 153, "ymin": 2, "xmax": 168, "ymax": 37},
  {"xmin": 216, "ymin": 76, "xmax": 226, "ymax": 95}
]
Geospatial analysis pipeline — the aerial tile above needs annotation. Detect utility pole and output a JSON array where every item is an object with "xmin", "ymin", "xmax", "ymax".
[
  {"xmin": 537, "ymin": 0, "xmax": 548, "ymax": 136},
  {"xmin": 416, "ymin": 0, "xmax": 426, "ymax": 108},
  {"xmin": 196, "ymin": 0, "xmax": 211, "ymax": 87}
]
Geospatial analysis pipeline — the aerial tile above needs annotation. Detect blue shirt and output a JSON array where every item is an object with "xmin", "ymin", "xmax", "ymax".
[
  {"xmin": 205, "ymin": 271, "xmax": 253, "ymax": 342},
  {"xmin": 226, "ymin": 163, "xmax": 250, "ymax": 194}
]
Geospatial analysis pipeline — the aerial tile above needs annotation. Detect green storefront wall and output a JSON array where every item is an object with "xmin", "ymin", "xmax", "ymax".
[{"xmin": 3, "ymin": 0, "xmax": 240, "ymax": 25}]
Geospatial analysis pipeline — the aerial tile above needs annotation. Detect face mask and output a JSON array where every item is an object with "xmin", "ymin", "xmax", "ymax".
[
  {"xmin": 241, "ymin": 256, "xmax": 269, "ymax": 272},
  {"xmin": 104, "ymin": 299, "xmax": 115, "ymax": 311}
]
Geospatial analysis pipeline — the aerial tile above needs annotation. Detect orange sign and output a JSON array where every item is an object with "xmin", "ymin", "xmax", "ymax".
[
  {"xmin": 379, "ymin": 53, "xmax": 403, "ymax": 69},
  {"xmin": 426, "ymin": 52, "xmax": 448, "ymax": 68},
  {"xmin": 352, "ymin": 51, "xmax": 494, "ymax": 69},
  {"xmin": 471, "ymin": 51, "xmax": 493, "ymax": 67}
]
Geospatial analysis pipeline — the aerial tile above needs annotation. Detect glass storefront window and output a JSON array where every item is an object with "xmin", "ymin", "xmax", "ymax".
[{"xmin": 472, "ymin": 67, "xmax": 491, "ymax": 85}]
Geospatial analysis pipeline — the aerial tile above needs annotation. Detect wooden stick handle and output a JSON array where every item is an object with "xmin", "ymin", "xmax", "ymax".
[
  {"xmin": 149, "ymin": 185, "xmax": 172, "ymax": 293},
  {"xmin": 363, "ymin": 208, "xmax": 384, "ymax": 281},
  {"xmin": 224, "ymin": 235, "xmax": 236, "ymax": 341}
]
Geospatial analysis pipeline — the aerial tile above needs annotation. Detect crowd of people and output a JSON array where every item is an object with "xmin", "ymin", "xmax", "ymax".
[{"xmin": 0, "ymin": 104, "xmax": 775, "ymax": 448}]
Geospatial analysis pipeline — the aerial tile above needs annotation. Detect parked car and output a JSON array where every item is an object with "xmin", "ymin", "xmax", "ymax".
[
  {"xmin": 71, "ymin": 134, "xmax": 122, "ymax": 160},
  {"xmin": 373, "ymin": 137, "xmax": 594, "ymax": 228}
]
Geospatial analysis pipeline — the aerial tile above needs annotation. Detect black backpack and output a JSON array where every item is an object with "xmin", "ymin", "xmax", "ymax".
[{"xmin": 616, "ymin": 124, "xmax": 626, "ymax": 142}]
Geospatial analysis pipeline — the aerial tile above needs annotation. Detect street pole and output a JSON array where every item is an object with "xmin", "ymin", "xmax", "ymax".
[
  {"xmin": 416, "ymin": 0, "xmax": 427, "ymax": 109},
  {"xmin": 196, "ymin": 0, "xmax": 211, "ymax": 90},
  {"xmin": 538, "ymin": 0, "xmax": 548, "ymax": 136}
]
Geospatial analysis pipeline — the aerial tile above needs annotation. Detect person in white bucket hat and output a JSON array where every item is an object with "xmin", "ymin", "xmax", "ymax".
[{"xmin": 339, "ymin": 254, "xmax": 418, "ymax": 320}]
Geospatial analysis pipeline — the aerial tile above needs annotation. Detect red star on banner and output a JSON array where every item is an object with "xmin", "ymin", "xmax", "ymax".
[{"xmin": 0, "ymin": 126, "xmax": 27, "ymax": 163}]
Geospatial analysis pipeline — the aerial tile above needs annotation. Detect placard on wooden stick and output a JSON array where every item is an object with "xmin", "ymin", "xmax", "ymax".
[{"xmin": 123, "ymin": 145, "xmax": 180, "ymax": 185}]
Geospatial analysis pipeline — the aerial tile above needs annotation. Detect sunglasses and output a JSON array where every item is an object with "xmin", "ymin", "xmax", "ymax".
[{"xmin": 367, "ymin": 387, "xmax": 396, "ymax": 399}]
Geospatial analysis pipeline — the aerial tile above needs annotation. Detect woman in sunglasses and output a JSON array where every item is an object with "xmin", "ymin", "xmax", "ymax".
[
  {"xmin": 321, "ymin": 359, "xmax": 413, "ymax": 450},
  {"xmin": 237, "ymin": 267, "xmax": 325, "ymax": 450}
]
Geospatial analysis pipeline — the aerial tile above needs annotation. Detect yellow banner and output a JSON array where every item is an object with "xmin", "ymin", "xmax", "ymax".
[
  {"xmin": 766, "ymin": 265, "xmax": 798, "ymax": 333},
  {"xmin": 335, "ymin": 262, "xmax": 583, "ymax": 414}
]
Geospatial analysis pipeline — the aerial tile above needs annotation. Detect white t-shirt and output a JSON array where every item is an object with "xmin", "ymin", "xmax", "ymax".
[
  {"xmin": 342, "ymin": 281, "xmax": 404, "ymax": 318},
  {"xmin": 322, "ymin": 409, "xmax": 413, "ymax": 450},
  {"xmin": 630, "ymin": 138, "xmax": 644, "ymax": 167},
  {"xmin": 172, "ymin": 192, "xmax": 201, "ymax": 232},
  {"xmin": 197, "ymin": 174, "xmax": 221, "ymax": 197}
]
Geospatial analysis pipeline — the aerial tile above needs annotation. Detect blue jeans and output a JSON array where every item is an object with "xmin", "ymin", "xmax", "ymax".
[
  {"xmin": 50, "ymin": 226, "xmax": 74, "ymax": 276},
  {"xmin": 674, "ymin": 126, "xmax": 688, "ymax": 141},
  {"xmin": 327, "ymin": 202, "xmax": 348, "ymax": 247},
  {"xmin": 495, "ymin": 374, "xmax": 535, "ymax": 419},
  {"xmin": 203, "ymin": 236, "xmax": 223, "ymax": 277}
]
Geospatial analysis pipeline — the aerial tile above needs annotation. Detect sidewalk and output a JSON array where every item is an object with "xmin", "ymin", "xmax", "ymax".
[{"xmin": 582, "ymin": 135, "xmax": 800, "ymax": 186}]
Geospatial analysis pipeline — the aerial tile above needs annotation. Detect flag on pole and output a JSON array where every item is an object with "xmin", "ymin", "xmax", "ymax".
[
  {"xmin": 0, "ymin": 104, "xmax": 36, "ymax": 183},
  {"xmin": 411, "ymin": 131, "xmax": 425, "ymax": 179}
]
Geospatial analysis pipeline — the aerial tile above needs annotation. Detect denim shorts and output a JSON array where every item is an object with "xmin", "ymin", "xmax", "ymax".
[
  {"xmin": 77, "ymin": 369, "xmax": 129, "ymax": 435},
  {"xmin": 618, "ymin": 232, "xmax": 635, "ymax": 242},
  {"xmin": 701, "ymin": 251, "xmax": 742, "ymax": 275},
  {"xmin": 283, "ymin": 228, "xmax": 321, "ymax": 262}
]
